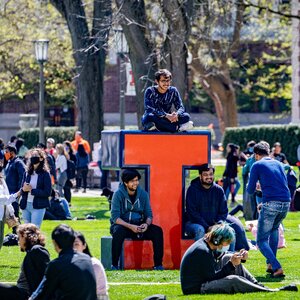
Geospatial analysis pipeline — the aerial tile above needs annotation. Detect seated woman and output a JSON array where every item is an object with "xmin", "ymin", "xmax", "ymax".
[{"xmin": 74, "ymin": 231, "xmax": 109, "ymax": 300}]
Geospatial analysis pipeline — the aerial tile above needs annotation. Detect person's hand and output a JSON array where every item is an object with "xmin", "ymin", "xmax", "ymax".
[
  {"xmin": 230, "ymin": 253, "xmax": 242, "ymax": 266},
  {"xmin": 130, "ymin": 224, "xmax": 140, "ymax": 233},
  {"xmin": 257, "ymin": 203, "xmax": 262, "ymax": 213},
  {"xmin": 230, "ymin": 178, "xmax": 235, "ymax": 183},
  {"xmin": 22, "ymin": 183, "xmax": 32, "ymax": 192},
  {"xmin": 138, "ymin": 223, "xmax": 149, "ymax": 233},
  {"xmin": 238, "ymin": 249, "xmax": 248, "ymax": 260},
  {"xmin": 165, "ymin": 113, "xmax": 177, "ymax": 123}
]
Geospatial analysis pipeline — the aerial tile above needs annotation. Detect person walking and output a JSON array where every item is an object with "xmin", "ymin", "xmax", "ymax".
[
  {"xmin": 19, "ymin": 148, "xmax": 52, "ymax": 228},
  {"xmin": 247, "ymin": 142, "xmax": 291, "ymax": 278}
]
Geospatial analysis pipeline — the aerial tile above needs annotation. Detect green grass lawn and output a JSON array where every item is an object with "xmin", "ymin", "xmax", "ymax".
[{"xmin": 1, "ymin": 173, "xmax": 300, "ymax": 299}]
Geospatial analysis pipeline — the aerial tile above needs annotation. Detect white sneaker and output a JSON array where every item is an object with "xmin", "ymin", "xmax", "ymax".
[{"xmin": 178, "ymin": 121, "xmax": 194, "ymax": 132}]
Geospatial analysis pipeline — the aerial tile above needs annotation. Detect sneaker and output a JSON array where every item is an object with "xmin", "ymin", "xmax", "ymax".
[
  {"xmin": 74, "ymin": 189, "xmax": 79, "ymax": 193},
  {"xmin": 111, "ymin": 265, "xmax": 119, "ymax": 271},
  {"xmin": 279, "ymin": 284, "xmax": 298, "ymax": 291},
  {"xmin": 144, "ymin": 122, "xmax": 157, "ymax": 131},
  {"xmin": 178, "ymin": 121, "xmax": 194, "ymax": 132},
  {"xmin": 153, "ymin": 265, "xmax": 164, "ymax": 271}
]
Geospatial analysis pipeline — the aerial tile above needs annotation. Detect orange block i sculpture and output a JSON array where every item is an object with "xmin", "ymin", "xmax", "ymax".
[{"xmin": 101, "ymin": 130, "xmax": 211, "ymax": 269}]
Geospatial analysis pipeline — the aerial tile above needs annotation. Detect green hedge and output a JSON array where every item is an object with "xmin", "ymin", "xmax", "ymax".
[
  {"xmin": 222, "ymin": 124, "xmax": 300, "ymax": 165},
  {"xmin": 17, "ymin": 126, "xmax": 78, "ymax": 149}
]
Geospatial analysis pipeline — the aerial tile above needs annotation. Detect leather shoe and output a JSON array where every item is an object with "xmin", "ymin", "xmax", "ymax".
[
  {"xmin": 279, "ymin": 284, "xmax": 298, "ymax": 292},
  {"xmin": 271, "ymin": 268, "xmax": 285, "ymax": 278}
]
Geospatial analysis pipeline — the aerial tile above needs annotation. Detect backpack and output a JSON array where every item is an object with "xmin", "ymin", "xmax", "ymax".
[
  {"xmin": 292, "ymin": 187, "xmax": 300, "ymax": 211},
  {"xmin": 66, "ymin": 159, "xmax": 76, "ymax": 180}
]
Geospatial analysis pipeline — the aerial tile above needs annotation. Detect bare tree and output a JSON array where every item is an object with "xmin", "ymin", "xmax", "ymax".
[
  {"xmin": 115, "ymin": 0, "xmax": 193, "ymax": 128},
  {"xmin": 50, "ymin": 0, "xmax": 112, "ymax": 145}
]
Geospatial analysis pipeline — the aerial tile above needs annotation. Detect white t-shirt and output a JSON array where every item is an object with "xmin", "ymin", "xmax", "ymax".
[
  {"xmin": 56, "ymin": 155, "xmax": 67, "ymax": 173},
  {"xmin": 27, "ymin": 172, "xmax": 38, "ymax": 203}
]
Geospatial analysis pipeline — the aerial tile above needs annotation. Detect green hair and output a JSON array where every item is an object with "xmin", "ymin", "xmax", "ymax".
[{"xmin": 208, "ymin": 222, "xmax": 235, "ymax": 244}]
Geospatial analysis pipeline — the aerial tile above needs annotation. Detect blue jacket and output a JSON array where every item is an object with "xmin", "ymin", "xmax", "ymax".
[
  {"xmin": 110, "ymin": 183, "xmax": 153, "ymax": 225},
  {"xmin": 20, "ymin": 171, "xmax": 52, "ymax": 210},
  {"xmin": 5, "ymin": 156, "xmax": 26, "ymax": 193},
  {"xmin": 247, "ymin": 157, "xmax": 290, "ymax": 203},
  {"xmin": 75, "ymin": 153, "xmax": 89, "ymax": 169},
  {"xmin": 185, "ymin": 178, "xmax": 228, "ymax": 231}
]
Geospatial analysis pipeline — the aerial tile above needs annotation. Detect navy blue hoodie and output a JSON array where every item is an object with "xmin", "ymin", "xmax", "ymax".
[{"xmin": 185, "ymin": 178, "xmax": 228, "ymax": 231}]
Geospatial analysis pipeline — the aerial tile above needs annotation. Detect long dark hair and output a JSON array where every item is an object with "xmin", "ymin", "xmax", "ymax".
[
  {"xmin": 26, "ymin": 148, "xmax": 50, "ymax": 175},
  {"xmin": 77, "ymin": 144, "xmax": 88, "ymax": 158},
  {"xmin": 75, "ymin": 231, "xmax": 92, "ymax": 257}
]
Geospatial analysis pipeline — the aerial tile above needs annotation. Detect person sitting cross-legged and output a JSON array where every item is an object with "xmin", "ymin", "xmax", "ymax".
[
  {"xmin": 110, "ymin": 168, "xmax": 164, "ymax": 270},
  {"xmin": 185, "ymin": 163, "xmax": 249, "ymax": 251}
]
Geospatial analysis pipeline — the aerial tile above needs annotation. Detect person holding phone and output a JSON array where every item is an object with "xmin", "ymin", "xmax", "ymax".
[
  {"xmin": 180, "ymin": 222, "xmax": 298, "ymax": 295},
  {"xmin": 19, "ymin": 148, "xmax": 52, "ymax": 228}
]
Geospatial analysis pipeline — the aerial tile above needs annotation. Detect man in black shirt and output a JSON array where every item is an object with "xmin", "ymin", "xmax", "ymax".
[
  {"xmin": 180, "ymin": 223, "xmax": 298, "ymax": 295},
  {"xmin": 30, "ymin": 224, "xmax": 97, "ymax": 300}
]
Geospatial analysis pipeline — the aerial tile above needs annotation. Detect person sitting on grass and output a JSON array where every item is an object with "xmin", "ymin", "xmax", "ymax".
[
  {"xmin": 0, "ymin": 223, "xmax": 50, "ymax": 300},
  {"xmin": 74, "ymin": 231, "xmax": 109, "ymax": 300},
  {"xmin": 44, "ymin": 189, "xmax": 72, "ymax": 221},
  {"xmin": 180, "ymin": 222, "xmax": 298, "ymax": 295}
]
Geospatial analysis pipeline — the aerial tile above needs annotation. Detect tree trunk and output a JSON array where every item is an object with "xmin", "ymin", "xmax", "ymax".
[
  {"xmin": 116, "ymin": 0, "xmax": 157, "ymax": 129},
  {"xmin": 50, "ymin": 0, "xmax": 111, "ymax": 145}
]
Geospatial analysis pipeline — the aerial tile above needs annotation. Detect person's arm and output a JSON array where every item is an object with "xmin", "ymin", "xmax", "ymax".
[
  {"xmin": 17, "ymin": 160, "xmax": 26, "ymax": 190},
  {"xmin": 186, "ymin": 187, "xmax": 209, "ymax": 230},
  {"xmin": 25, "ymin": 247, "xmax": 50, "ymax": 293},
  {"xmin": 92, "ymin": 258, "xmax": 108, "ymax": 297},
  {"xmin": 246, "ymin": 164, "xmax": 259, "ymax": 195},
  {"xmin": 111, "ymin": 190, "xmax": 140, "ymax": 233},
  {"xmin": 29, "ymin": 262, "xmax": 59, "ymax": 300},
  {"xmin": 172, "ymin": 87, "xmax": 185, "ymax": 115},
  {"xmin": 144, "ymin": 88, "xmax": 166, "ymax": 117}
]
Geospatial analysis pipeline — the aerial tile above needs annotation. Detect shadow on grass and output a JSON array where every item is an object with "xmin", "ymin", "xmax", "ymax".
[
  {"xmin": 291, "ymin": 238, "xmax": 300, "ymax": 241},
  {"xmin": 0, "ymin": 265, "xmax": 20, "ymax": 269},
  {"xmin": 71, "ymin": 209, "xmax": 110, "ymax": 219},
  {"xmin": 256, "ymin": 276, "xmax": 286, "ymax": 283}
]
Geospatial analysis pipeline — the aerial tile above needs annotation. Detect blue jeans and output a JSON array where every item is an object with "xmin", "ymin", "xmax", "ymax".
[
  {"xmin": 185, "ymin": 221, "xmax": 236, "ymax": 251},
  {"xmin": 22, "ymin": 202, "xmax": 46, "ymax": 228},
  {"xmin": 224, "ymin": 178, "xmax": 241, "ymax": 200},
  {"xmin": 256, "ymin": 201, "xmax": 290, "ymax": 271},
  {"xmin": 185, "ymin": 222, "xmax": 205, "ymax": 240},
  {"xmin": 57, "ymin": 170, "xmax": 68, "ymax": 197}
]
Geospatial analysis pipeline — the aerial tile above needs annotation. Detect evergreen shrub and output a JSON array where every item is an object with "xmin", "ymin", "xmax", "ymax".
[
  {"xmin": 222, "ymin": 124, "xmax": 300, "ymax": 165},
  {"xmin": 17, "ymin": 126, "xmax": 78, "ymax": 149}
]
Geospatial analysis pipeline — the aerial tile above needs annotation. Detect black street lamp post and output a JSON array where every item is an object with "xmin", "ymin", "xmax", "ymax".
[{"xmin": 34, "ymin": 39, "xmax": 49, "ymax": 144}]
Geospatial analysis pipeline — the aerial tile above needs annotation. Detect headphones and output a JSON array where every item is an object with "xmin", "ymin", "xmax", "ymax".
[{"xmin": 211, "ymin": 234, "xmax": 223, "ymax": 246}]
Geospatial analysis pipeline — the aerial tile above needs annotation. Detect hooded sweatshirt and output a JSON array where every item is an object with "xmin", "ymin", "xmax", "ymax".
[
  {"xmin": 110, "ymin": 183, "xmax": 153, "ymax": 225},
  {"xmin": 185, "ymin": 178, "xmax": 228, "ymax": 231}
]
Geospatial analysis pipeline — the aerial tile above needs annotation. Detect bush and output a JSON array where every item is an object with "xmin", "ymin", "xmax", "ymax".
[
  {"xmin": 17, "ymin": 126, "xmax": 78, "ymax": 149},
  {"xmin": 222, "ymin": 124, "xmax": 300, "ymax": 165}
]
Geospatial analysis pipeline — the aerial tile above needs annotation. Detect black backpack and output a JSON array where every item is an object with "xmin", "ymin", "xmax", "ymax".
[
  {"xmin": 292, "ymin": 187, "xmax": 300, "ymax": 211},
  {"xmin": 66, "ymin": 160, "xmax": 76, "ymax": 180}
]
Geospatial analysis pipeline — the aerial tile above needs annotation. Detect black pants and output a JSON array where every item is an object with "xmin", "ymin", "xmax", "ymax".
[
  {"xmin": 63, "ymin": 180, "xmax": 73, "ymax": 203},
  {"xmin": 142, "ymin": 113, "xmax": 190, "ymax": 133},
  {"xmin": 0, "ymin": 283, "xmax": 28, "ymax": 300},
  {"xmin": 110, "ymin": 224, "xmax": 164, "ymax": 268},
  {"xmin": 76, "ymin": 167, "xmax": 88, "ymax": 189}
]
